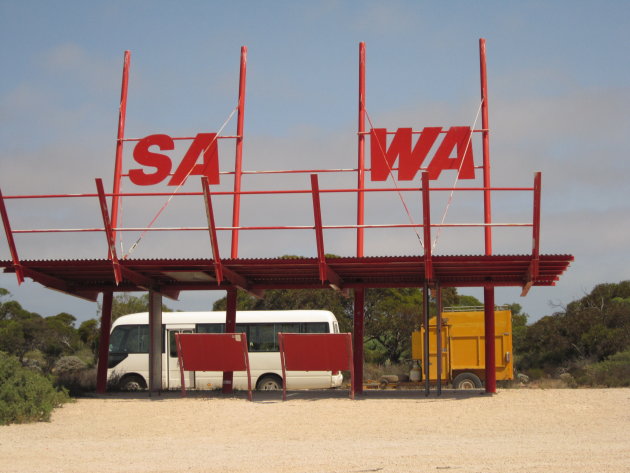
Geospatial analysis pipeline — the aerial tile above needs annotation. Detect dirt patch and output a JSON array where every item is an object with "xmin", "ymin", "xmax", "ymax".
[{"xmin": 1, "ymin": 389, "xmax": 629, "ymax": 472}]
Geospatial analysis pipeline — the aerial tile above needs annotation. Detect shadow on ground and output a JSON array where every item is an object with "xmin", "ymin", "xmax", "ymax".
[{"xmin": 85, "ymin": 388, "xmax": 489, "ymax": 403}]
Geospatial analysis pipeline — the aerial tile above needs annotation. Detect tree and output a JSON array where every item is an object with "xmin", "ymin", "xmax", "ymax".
[
  {"xmin": 98, "ymin": 293, "xmax": 173, "ymax": 321},
  {"xmin": 213, "ymin": 289, "xmax": 353, "ymax": 332},
  {"xmin": 78, "ymin": 319, "xmax": 100, "ymax": 356}
]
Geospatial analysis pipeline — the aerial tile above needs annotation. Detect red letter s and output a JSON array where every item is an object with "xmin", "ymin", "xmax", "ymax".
[{"xmin": 129, "ymin": 134, "xmax": 174, "ymax": 186}]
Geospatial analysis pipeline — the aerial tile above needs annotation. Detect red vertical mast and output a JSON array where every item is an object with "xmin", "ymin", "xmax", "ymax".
[
  {"xmin": 479, "ymin": 38, "xmax": 492, "ymax": 254},
  {"xmin": 111, "ymin": 51, "xmax": 130, "ymax": 246},
  {"xmin": 231, "ymin": 46, "xmax": 248, "ymax": 258},
  {"xmin": 357, "ymin": 42, "xmax": 366, "ymax": 257}
]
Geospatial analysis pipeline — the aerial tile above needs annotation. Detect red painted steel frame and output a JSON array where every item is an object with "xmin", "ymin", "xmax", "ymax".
[
  {"xmin": 278, "ymin": 333, "xmax": 354, "ymax": 400},
  {"xmin": 230, "ymin": 46, "xmax": 247, "ymax": 259},
  {"xmin": 0, "ymin": 188, "xmax": 24, "ymax": 284},
  {"xmin": 111, "ymin": 51, "xmax": 130, "ymax": 244}
]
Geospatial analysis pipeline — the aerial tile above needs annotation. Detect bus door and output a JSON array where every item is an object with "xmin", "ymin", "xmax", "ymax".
[{"xmin": 167, "ymin": 326, "xmax": 195, "ymax": 389}]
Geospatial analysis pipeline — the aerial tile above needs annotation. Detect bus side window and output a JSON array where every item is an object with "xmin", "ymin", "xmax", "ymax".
[
  {"xmin": 302, "ymin": 322, "xmax": 329, "ymax": 333},
  {"xmin": 248, "ymin": 324, "xmax": 275, "ymax": 352},
  {"xmin": 110, "ymin": 325, "xmax": 149, "ymax": 353},
  {"xmin": 197, "ymin": 323, "xmax": 225, "ymax": 333}
]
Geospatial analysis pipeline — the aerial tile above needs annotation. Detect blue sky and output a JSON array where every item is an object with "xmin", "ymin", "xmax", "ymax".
[{"xmin": 1, "ymin": 1, "xmax": 629, "ymax": 323}]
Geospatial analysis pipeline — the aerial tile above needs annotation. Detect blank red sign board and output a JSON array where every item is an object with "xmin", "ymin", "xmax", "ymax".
[
  {"xmin": 176, "ymin": 333, "xmax": 249, "ymax": 372},
  {"xmin": 280, "ymin": 333, "xmax": 353, "ymax": 372}
]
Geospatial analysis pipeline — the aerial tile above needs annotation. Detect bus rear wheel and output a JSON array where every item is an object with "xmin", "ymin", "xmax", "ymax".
[
  {"xmin": 257, "ymin": 375, "xmax": 282, "ymax": 391},
  {"xmin": 452, "ymin": 373, "xmax": 482, "ymax": 389},
  {"xmin": 119, "ymin": 374, "xmax": 147, "ymax": 391}
]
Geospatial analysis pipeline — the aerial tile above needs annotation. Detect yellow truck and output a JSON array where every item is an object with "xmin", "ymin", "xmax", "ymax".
[{"xmin": 411, "ymin": 307, "xmax": 514, "ymax": 389}]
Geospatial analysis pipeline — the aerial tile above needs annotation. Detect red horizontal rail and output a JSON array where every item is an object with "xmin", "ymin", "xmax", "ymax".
[
  {"xmin": 357, "ymin": 129, "xmax": 487, "ymax": 135},
  {"xmin": 2, "ymin": 186, "xmax": 535, "ymax": 200},
  {"xmin": 11, "ymin": 222, "xmax": 532, "ymax": 234},
  {"xmin": 122, "ymin": 135, "xmax": 239, "ymax": 142}
]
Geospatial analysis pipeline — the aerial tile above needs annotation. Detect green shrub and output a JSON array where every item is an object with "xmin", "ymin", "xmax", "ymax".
[
  {"xmin": 0, "ymin": 352, "xmax": 70, "ymax": 425},
  {"xmin": 582, "ymin": 350, "xmax": 630, "ymax": 387}
]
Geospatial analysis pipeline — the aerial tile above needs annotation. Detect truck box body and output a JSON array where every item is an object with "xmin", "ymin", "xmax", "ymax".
[{"xmin": 411, "ymin": 308, "xmax": 514, "ymax": 385}]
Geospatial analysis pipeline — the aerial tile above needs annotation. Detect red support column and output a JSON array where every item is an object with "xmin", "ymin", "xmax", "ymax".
[
  {"xmin": 423, "ymin": 282, "xmax": 430, "ymax": 396},
  {"xmin": 436, "ymin": 285, "xmax": 443, "ymax": 396},
  {"xmin": 352, "ymin": 288, "xmax": 365, "ymax": 395},
  {"xmin": 148, "ymin": 291, "xmax": 163, "ymax": 394},
  {"xmin": 222, "ymin": 288, "xmax": 238, "ymax": 393},
  {"xmin": 0, "ymin": 188, "xmax": 24, "ymax": 284},
  {"xmin": 357, "ymin": 42, "xmax": 366, "ymax": 257},
  {"xmin": 96, "ymin": 291, "xmax": 113, "ymax": 393},
  {"xmin": 111, "ymin": 51, "xmax": 130, "ymax": 245},
  {"xmin": 230, "ymin": 46, "xmax": 247, "ymax": 259},
  {"xmin": 484, "ymin": 286, "xmax": 496, "ymax": 393},
  {"xmin": 421, "ymin": 172, "xmax": 433, "ymax": 281}
]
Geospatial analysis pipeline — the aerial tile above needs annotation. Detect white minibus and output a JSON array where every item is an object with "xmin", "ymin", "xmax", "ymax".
[{"xmin": 107, "ymin": 310, "xmax": 344, "ymax": 391}]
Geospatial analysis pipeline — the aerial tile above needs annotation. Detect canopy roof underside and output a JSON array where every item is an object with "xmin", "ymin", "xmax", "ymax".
[{"xmin": 0, "ymin": 253, "xmax": 573, "ymax": 302}]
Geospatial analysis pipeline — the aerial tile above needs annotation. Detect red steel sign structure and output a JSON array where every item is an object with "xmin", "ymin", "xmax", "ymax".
[{"xmin": 0, "ymin": 40, "xmax": 572, "ymax": 396}]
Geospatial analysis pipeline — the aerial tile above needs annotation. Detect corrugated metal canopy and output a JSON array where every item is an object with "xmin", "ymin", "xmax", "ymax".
[{"xmin": 0, "ymin": 253, "xmax": 573, "ymax": 301}]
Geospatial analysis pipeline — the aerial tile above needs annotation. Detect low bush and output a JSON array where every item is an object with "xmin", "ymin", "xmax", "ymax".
[
  {"xmin": 0, "ymin": 352, "xmax": 70, "ymax": 425},
  {"xmin": 53, "ymin": 356, "xmax": 96, "ymax": 396},
  {"xmin": 581, "ymin": 350, "xmax": 630, "ymax": 387}
]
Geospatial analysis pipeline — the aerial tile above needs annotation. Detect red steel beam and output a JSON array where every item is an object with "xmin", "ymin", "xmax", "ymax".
[
  {"xmin": 230, "ymin": 46, "xmax": 247, "ymax": 259},
  {"xmin": 111, "ymin": 51, "xmax": 130, "ymax": 245},
  {"xmin": 357, "ymin": 41, "xmax": 366, "ymax": 257},
  {"xmin": 522, "ymin": 172, "xmax": 542, "ymax": 296},
  {"xmin": 202, "ymin": 177, "xmax": 224, "ymax": 284},
  {"xmin": 480, "ymin": 38, "xmax": 492, "ymax": 255},
  {"xmin": 0, "ymin": 187, "xmax": 24, "ymax": 284},
  {"xmin": 310, "ymin": 174, "xmax": 342, "ymax": 289},
  {"xmin": 95, "ymin": 178, "xmax": 122, "ymax": 285}
]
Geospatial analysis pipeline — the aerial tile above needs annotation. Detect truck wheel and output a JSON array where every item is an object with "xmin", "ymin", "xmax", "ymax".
[{"xmin": 452, "ymin": 373, "xmax": 482, "ymax": 389}]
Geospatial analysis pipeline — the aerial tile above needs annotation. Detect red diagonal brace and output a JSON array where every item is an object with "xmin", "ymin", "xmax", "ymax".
[
  {"xmin": 522, "ymin": 172, "xmax": 541, "ymax": 296},
  {"xmin": 421, "ymin": 172, "xmax": 433, "ymax": 282},
  {"xmin": 0, "ymin": 187, "xmax": 24, "ymax": 284},
  {"xmin": 310, "ymin": 174, "xmax": 342, "ymax": 289},
  {"xmin": 96, "ymin": 178, "xmax": 122, "ymax": 285},
  {"xmin": 201, "ymin": 177, "xmax": 223, "ymax": 284}
]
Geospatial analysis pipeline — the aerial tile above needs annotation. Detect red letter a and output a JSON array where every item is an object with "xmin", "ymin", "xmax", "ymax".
[
  {"xmin": 169, "ymin": 133, "xmax": 220, "ymax": 186},
  {"xmin": 426, "ymin": 127, "xmax": 475, "ymax": 180}
]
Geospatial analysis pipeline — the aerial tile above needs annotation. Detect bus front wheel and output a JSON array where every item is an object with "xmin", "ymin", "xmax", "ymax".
[{"xmin": 257, "ymin": 375, "xmax": 282, "ymax": 391}]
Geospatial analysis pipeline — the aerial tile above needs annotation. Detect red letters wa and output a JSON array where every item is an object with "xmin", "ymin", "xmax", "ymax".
[{"xmin": 370, "ymin": 127, "xmax": 475, "ymax": 181}]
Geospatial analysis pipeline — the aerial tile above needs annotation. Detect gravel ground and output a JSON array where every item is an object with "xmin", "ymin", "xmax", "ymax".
[{"xmin": 1, "ymin": 388, "xmax": 629, "ymax": 473}]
